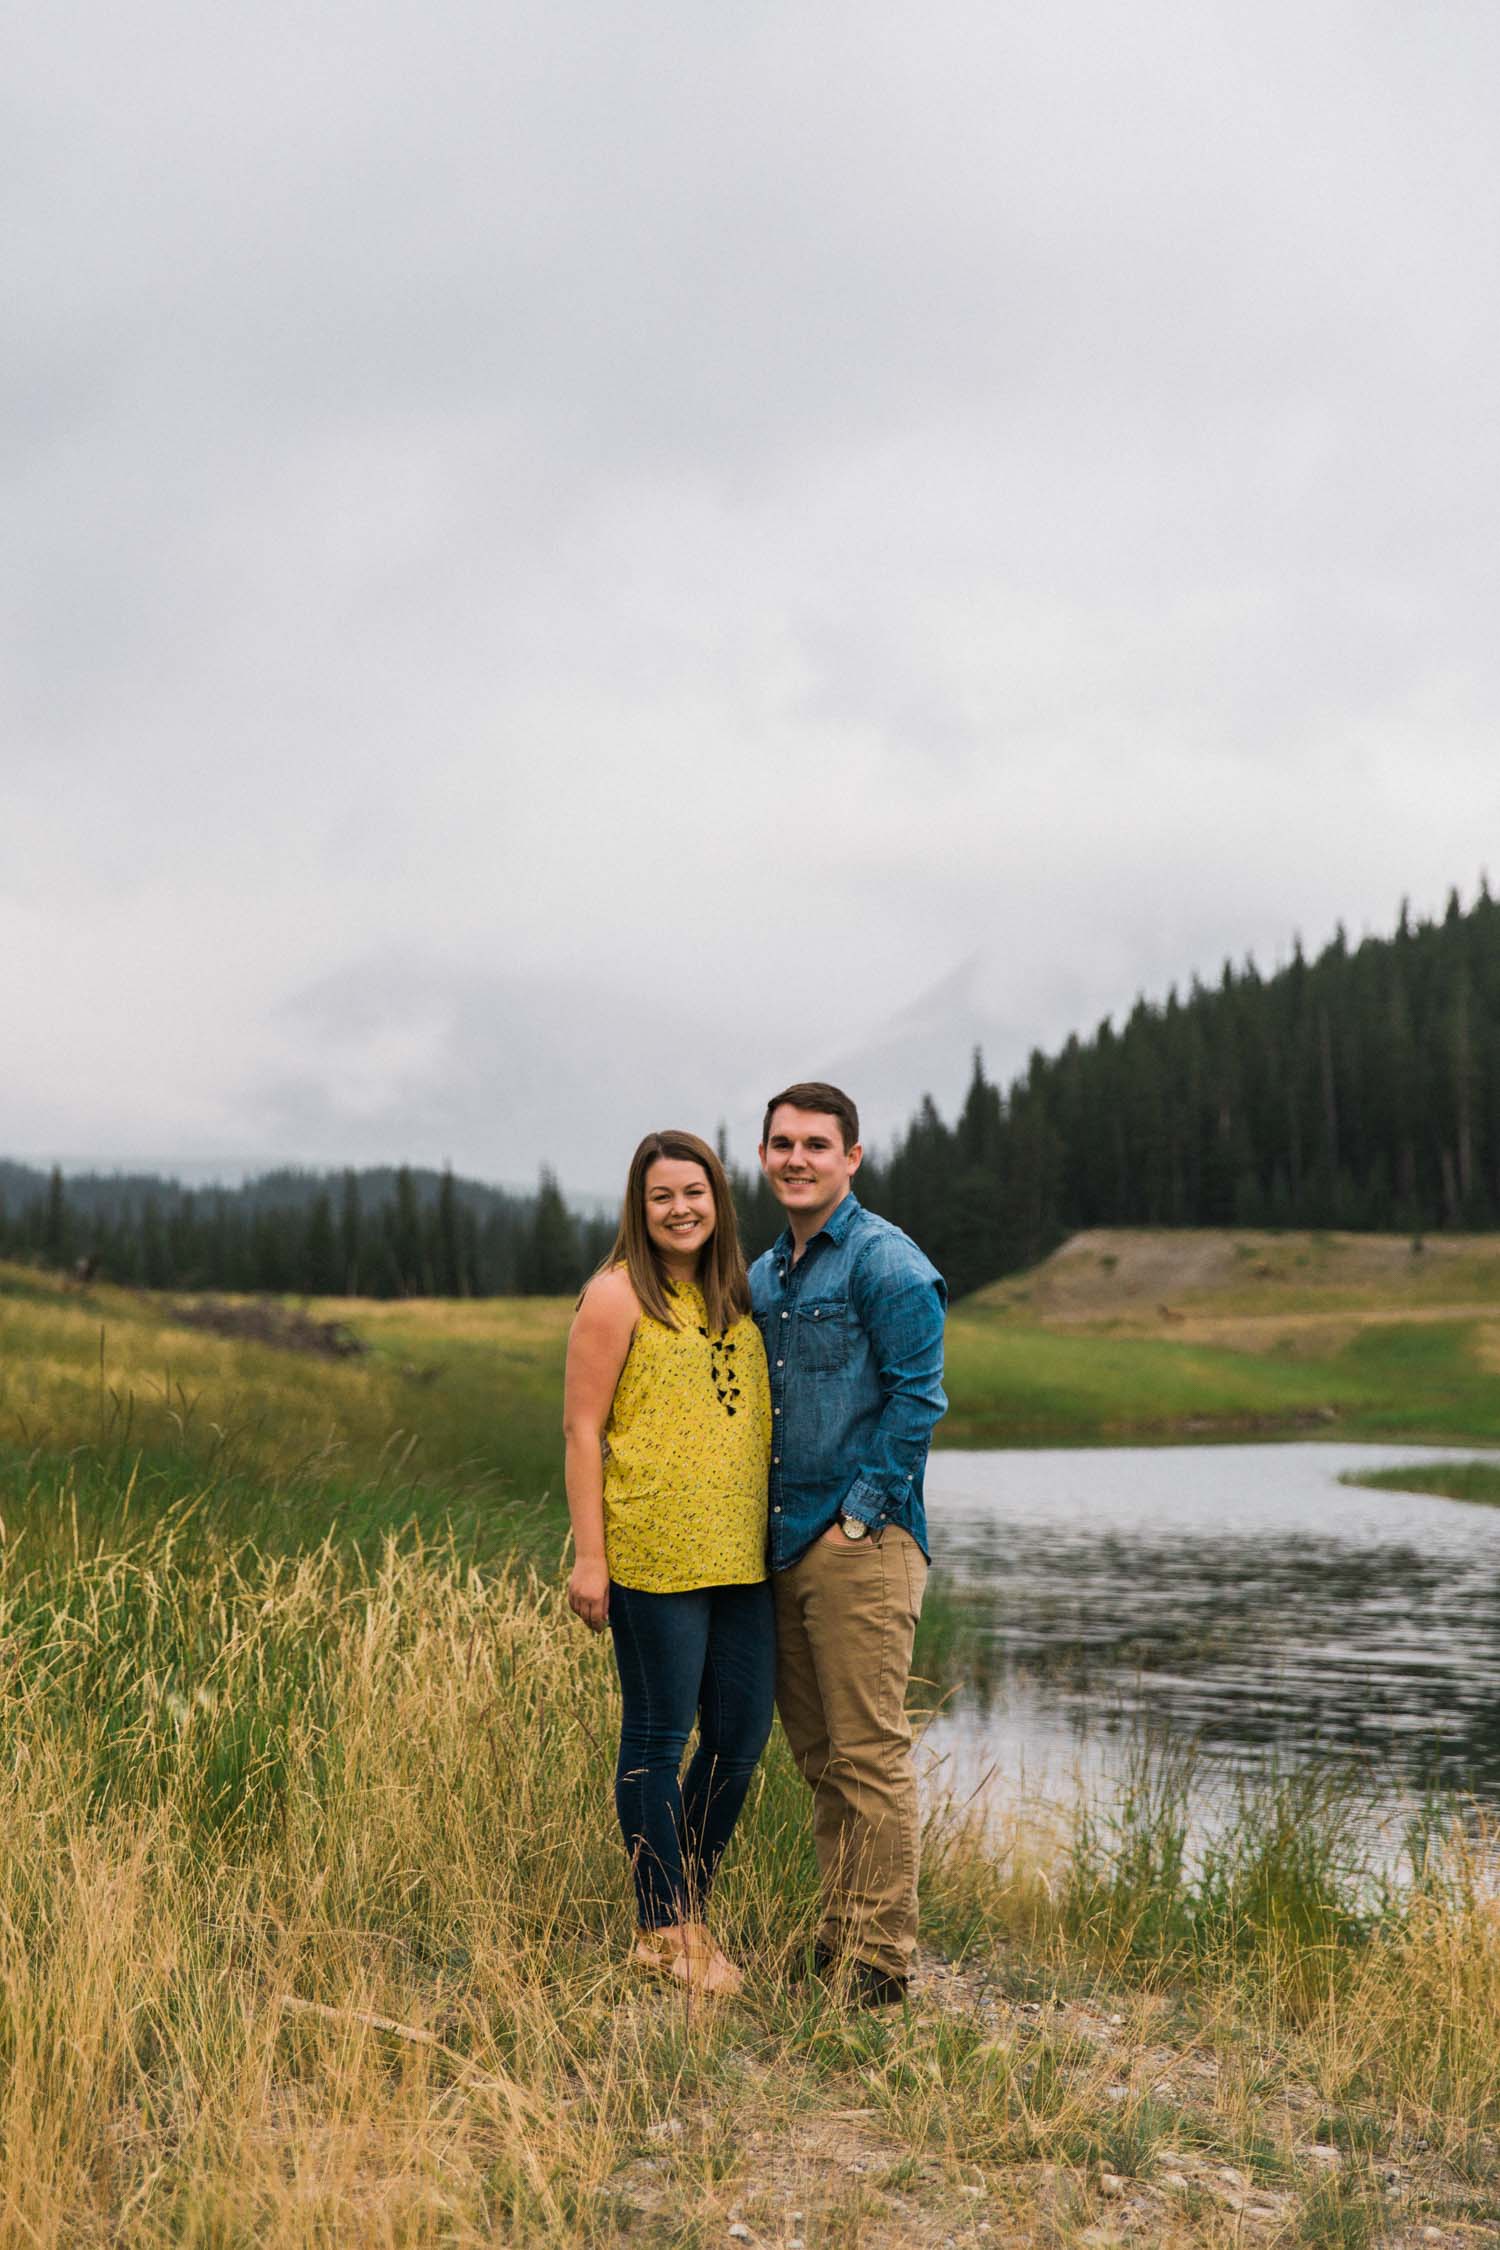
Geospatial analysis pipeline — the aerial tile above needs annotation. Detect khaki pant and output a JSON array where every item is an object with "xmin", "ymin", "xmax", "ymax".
[{"xmin": 772, "ymin": 1526, "xmax": 928, "ymax": 1980}]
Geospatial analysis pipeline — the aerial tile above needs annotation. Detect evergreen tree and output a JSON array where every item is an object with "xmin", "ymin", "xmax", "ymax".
[
  {"xmin": 140, "ymin": 1196, "xmax": 169, "ymax": 1289},
  {"xmin": 339, "ymin": 1172, "xmax": 363, "ymax": 1294},
  {"xmin": 519, "ymin": 1170, "xmax": 581, "ymax": 1294},
  {"xmin": 391, "ymin": 1166, "xmax": 424, "ymax": 1294},
  {"xmin": 435, "ymin": 1166, "xmax": 464, "ymax": 1295},
  {"xmin": 43, "ymin": 1167, "xmax": 70, "ymax": 1265},
  {"xmin": 305, "ymin": 1192, "xmax": 340, "ymax": 1295}
]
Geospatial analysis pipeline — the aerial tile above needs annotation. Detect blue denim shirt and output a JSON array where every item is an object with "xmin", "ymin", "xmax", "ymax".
[{"xmin": 749, "ymin": 1194, "xmax": 947, "ymax": 1571}]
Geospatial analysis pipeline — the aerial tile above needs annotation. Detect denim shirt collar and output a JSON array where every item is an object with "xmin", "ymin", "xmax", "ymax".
[{"xmin": 771, "ymin": 1190, "xmax": 863, "ymax": 1267}]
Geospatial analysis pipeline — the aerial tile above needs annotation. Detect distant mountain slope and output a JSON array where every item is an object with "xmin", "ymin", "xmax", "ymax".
[
  {"xmin": 858, "ymin": 886, "xmax": 1500, "ymax": 1295},
  {"xmin": 13, "ymin": 886, "xmax": 1498, "ymax": 1302},
  {"xmin": 0, "ymin": 1160, "xmax": 596, "ymax": 1224}
]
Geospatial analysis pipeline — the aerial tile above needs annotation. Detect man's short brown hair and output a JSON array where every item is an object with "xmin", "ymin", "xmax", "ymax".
[{"xmin": 761, "ymin": 1082, "xmax": 861, "ymax": 1152}]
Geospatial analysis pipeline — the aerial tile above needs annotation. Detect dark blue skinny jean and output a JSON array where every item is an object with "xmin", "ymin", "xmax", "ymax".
[{"xmin": 608, "ymin": 1578, "xmax": 775, "ymax": 1930}]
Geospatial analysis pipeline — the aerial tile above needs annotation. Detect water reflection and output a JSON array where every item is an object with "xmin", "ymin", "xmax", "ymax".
[{"xmin": 920, "ymin": 1444, "xmax": 1500, "ymax": 1813}]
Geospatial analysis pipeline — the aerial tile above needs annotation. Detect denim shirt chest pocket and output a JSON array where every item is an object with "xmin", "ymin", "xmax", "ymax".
[{"xmin": 797, "ymin": 1298, "xmax": 856, "ymax": 1371}]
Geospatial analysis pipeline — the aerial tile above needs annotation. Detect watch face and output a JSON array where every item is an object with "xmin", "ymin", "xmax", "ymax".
[{"xmin": 841, "ymin": 1517, "xmax": 868, "ymax": 1540}]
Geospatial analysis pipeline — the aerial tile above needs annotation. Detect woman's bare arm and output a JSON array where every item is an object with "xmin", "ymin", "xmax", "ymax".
[{"xmin": 562, "ymin": 1269, "xmax": 637, "ymax": 1630}]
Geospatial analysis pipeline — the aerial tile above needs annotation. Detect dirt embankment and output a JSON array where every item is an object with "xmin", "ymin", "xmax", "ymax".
[
  {"xmin": 970, "ymin": 1226, "xmax": 1500, "ymax": 1337},
  {"xmin": 172, "ymin": 1296, "xmax": 368, "ymax": 1358}
]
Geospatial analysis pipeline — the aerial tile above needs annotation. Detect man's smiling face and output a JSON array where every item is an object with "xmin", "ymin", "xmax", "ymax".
[{"xmin": 759, "ymin": 1104, "xmax": 862, "ymax": 1232}]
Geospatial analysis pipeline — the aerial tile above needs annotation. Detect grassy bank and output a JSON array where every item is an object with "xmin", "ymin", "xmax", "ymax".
[
  {"xmin": 1341, "ymin": 1460, "xmax": 1500, "ymax": 1509},
  {"xmin": 9, "ymin": 1226, "xmax": 1500, "ymax": 1491},
  {"xmin": 4, "ymin": 1479, "xmax": 1500, "ymax": 2247},
  {"xmin": 949, "ymin": 1227, "xmax": 1500, "ymax": 1448},
  {"xmin": 5, "ymin": 1254, "xmax": 1500, "ymax": 2239},
  {"xmin": 0, "ymin": 1265, "xmax": 572, "ymax": 1563},
  {"xmin": 942, "ymin": 1310, "xmax": 1500, "ymax": 1448}
]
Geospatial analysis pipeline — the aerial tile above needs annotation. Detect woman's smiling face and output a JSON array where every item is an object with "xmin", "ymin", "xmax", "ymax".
[{"xmin": 642, "ymin": 1156, "xmax": 717, "ymax": 1269}]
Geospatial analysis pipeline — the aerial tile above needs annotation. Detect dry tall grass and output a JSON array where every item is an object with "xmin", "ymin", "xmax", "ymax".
[
  {"xmin": 2, "ymin": 1479, "xmax": 1499, "ymax": 2245},
  {"xmin": 4, "ymin": 1266, "xmax": 1500, "ymax": 2240}
]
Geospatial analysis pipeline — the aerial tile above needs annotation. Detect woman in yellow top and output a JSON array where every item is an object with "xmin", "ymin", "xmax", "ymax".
[{"xmin": 564, "ymin": 1129, "xmax": 772, "ymax": 1996}]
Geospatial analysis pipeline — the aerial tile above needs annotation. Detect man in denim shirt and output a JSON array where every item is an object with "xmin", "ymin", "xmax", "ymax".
[{"xmin": 750, "ymin": 1081, "xmax": 947, "ymax": 2004}]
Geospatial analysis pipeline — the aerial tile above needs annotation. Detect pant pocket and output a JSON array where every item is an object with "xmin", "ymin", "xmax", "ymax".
[{"xmin": 890, "ymin": 1526, "xmax": 927, "ymax": 1620}]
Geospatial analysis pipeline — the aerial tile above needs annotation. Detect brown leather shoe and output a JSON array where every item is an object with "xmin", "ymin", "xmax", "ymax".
[
  {"xmin": 850, "ymin": 1961, "xmax": 909, "ymax": 2009},
  {"xmin": 786, "ymin": 1940, "xmax": 837, "ymax": 1985}
]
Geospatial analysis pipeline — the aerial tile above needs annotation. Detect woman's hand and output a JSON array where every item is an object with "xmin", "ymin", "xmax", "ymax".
[{"xmin": 568, "ymin": 1556, "xmax": 610, "ymax": 1632}]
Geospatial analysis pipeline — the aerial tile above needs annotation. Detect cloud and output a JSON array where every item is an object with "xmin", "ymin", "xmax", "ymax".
[{"xmin": 5, "ymin": 1, "xmax": 1500, "ymax": 1183}]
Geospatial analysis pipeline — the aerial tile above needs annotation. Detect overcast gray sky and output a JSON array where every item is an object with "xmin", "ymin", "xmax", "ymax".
[{"xmin": 6, "ymin": 0, "xmax": 1499, "ymax": 1192}]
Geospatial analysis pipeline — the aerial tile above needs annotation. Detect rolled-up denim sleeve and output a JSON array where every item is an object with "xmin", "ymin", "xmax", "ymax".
[{"xmin": 838, "ymin": 1255, "xmax": 948, "ymax": 1527}]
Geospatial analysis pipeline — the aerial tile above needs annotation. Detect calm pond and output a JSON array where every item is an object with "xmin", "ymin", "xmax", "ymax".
[{"xmin": 920, "ymin": 1443, "xmax": 1500, "ymax": 1824}]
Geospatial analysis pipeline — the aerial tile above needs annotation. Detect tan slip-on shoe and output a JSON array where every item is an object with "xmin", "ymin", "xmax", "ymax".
[{"xmin": 632, "ymin": 1921, "xmax": 743, "ymax": 1997}]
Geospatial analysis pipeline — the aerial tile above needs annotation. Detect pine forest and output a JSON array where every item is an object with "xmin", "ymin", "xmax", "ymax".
[{"xmin": 6, "ymin": 887, "xmax": 1499, "ymax": 1303}]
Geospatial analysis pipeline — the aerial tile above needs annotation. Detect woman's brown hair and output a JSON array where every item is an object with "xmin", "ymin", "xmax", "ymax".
[{"xmin": 596, "ymin": 1130, "xmax": 751, "ymax": 1335}]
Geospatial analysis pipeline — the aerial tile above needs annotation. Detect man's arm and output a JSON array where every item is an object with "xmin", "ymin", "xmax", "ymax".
[{"xmin": 839, "ymin": 1247, "xmax": 948, "ymax": 1529}]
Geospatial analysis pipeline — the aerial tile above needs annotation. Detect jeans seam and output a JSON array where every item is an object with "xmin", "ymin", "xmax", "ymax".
[
  {"xmin": 691, "ymin": 1595, "xmax": 728, "ymax": 1912},
  {"xmin": 616, "ymin": 1592, "xmax": 651, "ymax": 1917},
  {"xmin": 614, "ymin": 1586, "xmax": 684, "ymax": 1929}
]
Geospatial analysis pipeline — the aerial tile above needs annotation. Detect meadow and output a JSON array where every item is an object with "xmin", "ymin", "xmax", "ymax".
[
  {"xmin": 950, "ymin": 1226, "xmax": 1500, "ymax": 1450},
  {"xmin": 3, "ymin": 1244, "xmax": 1500, "ymax": 2245}
]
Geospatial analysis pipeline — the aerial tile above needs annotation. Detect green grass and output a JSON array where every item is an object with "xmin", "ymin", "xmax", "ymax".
[
  {"xmin": 1341, "ymin": 1458, "xmax": 1500, "ymax": 1507},
  {"xmin": 8, "ymin": 1253, "xmax": 1500, "ymax": 1526},
  {"xmin": 948, "ymin": 1223, "xmax": 1500, "ymax": 1449},
  {"xmin": 0, "ymin": 1268, "xmax": 574, "ymax": 1569},
  {"xmin": 941, "ymin": 1315, "xmax": 1354, "ymax": 1444},
  {"xmin": 943, "ymin": 1305, "xmax": 1500, "ymax": 1448},
  {"xmin": 1332, "ymin": 1320, "xmax": 1500, "ymax": 1446},
  {"xmin": 1063, "ymin": 1745, "xmax": 1387, "ymax": 1987},
  {"xmin": 2, "ymin": 1260, "xmax": 1500, "ymax": 2240}
]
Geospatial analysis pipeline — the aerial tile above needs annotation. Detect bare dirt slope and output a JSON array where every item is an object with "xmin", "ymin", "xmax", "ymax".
[{"xmin": 970, "ymin": 1227, "xmax": 1500, "ymax": 1331}]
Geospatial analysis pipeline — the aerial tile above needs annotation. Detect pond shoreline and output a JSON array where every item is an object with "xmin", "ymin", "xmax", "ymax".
[{"xmin": 921, "ymin": 1442, "xmax": 1500, "ymax": 1833}]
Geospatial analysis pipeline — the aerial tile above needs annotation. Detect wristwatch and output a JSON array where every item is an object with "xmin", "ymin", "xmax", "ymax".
[{"xmin": 838, "ymin": 1514, "xmax": 869, "ymax": 1541}]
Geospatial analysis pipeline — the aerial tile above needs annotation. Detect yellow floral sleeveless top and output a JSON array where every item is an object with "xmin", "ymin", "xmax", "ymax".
[{"xmin": 603, "ymin": 1280, "xmax": 770, "ymax": 1593}]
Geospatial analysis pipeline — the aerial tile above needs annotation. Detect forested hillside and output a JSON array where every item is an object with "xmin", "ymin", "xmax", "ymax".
[
  {"xmin": 7, "ymin": 888, "xmax": 1497, "ymax": 1302},
  {"xmin": 836, "ymin": 885, "xmax": 1500, "ymax": 1294},
  {"xmin": 0, "ymin": 1162, "xmax": 613, "ymax": 1297}
]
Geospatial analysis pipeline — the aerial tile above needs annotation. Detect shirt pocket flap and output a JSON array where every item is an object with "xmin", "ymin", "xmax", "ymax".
[{"xmin": 797, "ymin": 1298, "xmax": 855, "ymax": 1370}]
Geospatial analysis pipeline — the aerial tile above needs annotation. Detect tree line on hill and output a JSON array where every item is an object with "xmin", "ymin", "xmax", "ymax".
[
  {"xmin": 0, "ymin": 1162, "xmax": 614, "ymax": 1298},
  {"xmin": 841, "ymin": 882, "xmax": 1500, "ymax": 1295},
  {"xmin": 4, "ymin": 886, "xmax": 1496, "ymax": 1303}
]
